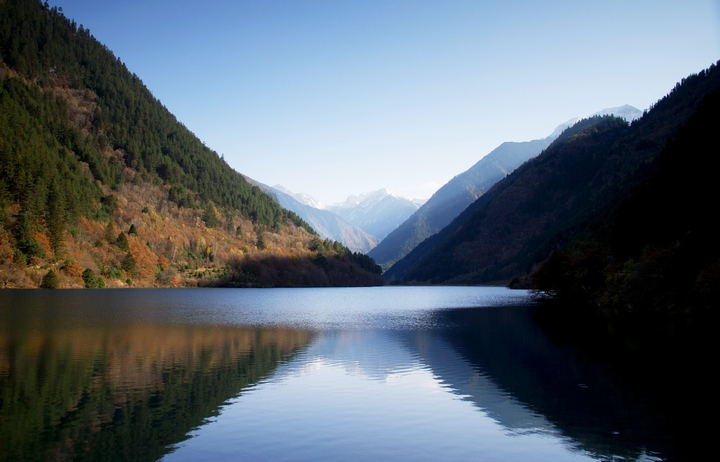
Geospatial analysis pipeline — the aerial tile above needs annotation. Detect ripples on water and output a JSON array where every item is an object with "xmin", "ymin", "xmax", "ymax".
[
  {"xmin": 0, "ymin": 286, "xmax": 531, "ymax": 330},
  {"xmin": 0, "ymin": 287, "xmax": 669, "ymax": 461}
]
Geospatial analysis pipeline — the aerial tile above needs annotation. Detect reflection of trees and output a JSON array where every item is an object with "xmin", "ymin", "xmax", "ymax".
[
  {"xmin": 0, "ymin": 325, "xmax": 312, "ymax": 461},
  {"xmin": 403, "ymin": 307, "xmax": 672, "ymax": 461}
]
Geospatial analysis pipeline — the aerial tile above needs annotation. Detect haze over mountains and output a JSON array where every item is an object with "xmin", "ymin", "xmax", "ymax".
[
  {"xmin": 254, "ymin": 105, "xmax": 641, "ymax": 258},
  {"xmin": 326, "ymin": 189, "xmax": 422, "ymax": 241},
  {"xmin": 384, "ymin": 62, "xmax": 720, "ymax": 310},
  {"xmin": 264, "ymin": 186, "xmax": 422, "ymax": 252},
  {"xmin": 369, "ymin": 105, "xmax": 642, "ymax": 269},
  {"xmin": 2, "ymin": 0, "xmax": 716, "ymax": 311},
  {"xmin": 247, "ymin": 182, "xmax": 380, "ymax": 254}
]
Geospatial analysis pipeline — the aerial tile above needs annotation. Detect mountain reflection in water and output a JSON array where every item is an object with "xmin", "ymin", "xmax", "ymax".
[
  {"xmin": 0, "ymin": 288, "xmax": 677, "ymax": 461},
  {"xmin": 0, "ymin": 319, "xmax": 312, "ymax": 461},
  {"xmin": 406, "ymin": 307, "xmax": 670, "ymax": 461}
]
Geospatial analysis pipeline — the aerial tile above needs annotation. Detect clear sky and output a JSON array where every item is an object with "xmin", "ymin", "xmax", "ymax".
[{"xmin": 49, "ymin": 0, "xmax": 720, "ymax": 204}]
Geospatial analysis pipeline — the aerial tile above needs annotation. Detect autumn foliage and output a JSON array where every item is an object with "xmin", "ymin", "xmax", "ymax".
[
  {"xmin": 0, "ymin": 0, "xmax": 382, "ymax": 289},
  {"xmin": 0, "ymin": 181, "xmax": 383, "ymax": 288}
]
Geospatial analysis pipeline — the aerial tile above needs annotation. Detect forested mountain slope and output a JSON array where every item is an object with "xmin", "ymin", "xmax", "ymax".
[
  {"xmin": 370, "ymin": 106, "xmax": 640, "ymax": 271},
  {"xmin": 532, "ymin": 70, "xmax": 720, "ymax": 314},
  {"xmin": 369, "ymin": 137, "xmax": 552, "ymax": 269},
  {"xmin": 386, "ymin": 62, "xmax": 720, "ymax": 291},
  {"xmin": 0, "ymin": 0, "xmax": 382, "ymax": 287}
]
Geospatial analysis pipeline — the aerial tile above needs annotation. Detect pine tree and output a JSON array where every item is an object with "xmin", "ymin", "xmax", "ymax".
[
  {"xmin": 116, "ymin": 232, "xmax": 129, "ymax": 251},
  {"xmin": 40, "ymin": 270, "xmax": 59, "ymax": 288},
  {"xmin": 46, "ymin": 178, "xmax": 65, "ymax": 256},
  {"xmin": 104, "ymin": 221, "xmax": 115, "ymax": 243},
  {"xmin": 121, "ymin": 251, "xmax": 136, "ymax": 276}
]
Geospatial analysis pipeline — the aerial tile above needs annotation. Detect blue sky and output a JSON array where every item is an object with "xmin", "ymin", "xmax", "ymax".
[{"xmin": 49, "ymin": 0, "xmax": 720, "ymax": 203}]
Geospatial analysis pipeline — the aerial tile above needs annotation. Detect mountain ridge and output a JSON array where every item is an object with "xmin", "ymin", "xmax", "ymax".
[
  {"xmin": 245, "ymin": 179, "xmax": 380, "ymax": 253},
  {"xmin": 370, "ymin": 105, "xmax": 641, "ymax": 270},
  {"xmin": 270, "ymin": 186, "xmax": 422, "ymax": 245},
  {"xmin": 385, "ymin": 63, "xmax": 719, "ymax": 289},
  {"xmin": 0, "ymin": 0, "xmax": 383, "ymax": 288},
  {"xmin": 327, "ymin": 188, "xmax": 420, "ymax": 241}
]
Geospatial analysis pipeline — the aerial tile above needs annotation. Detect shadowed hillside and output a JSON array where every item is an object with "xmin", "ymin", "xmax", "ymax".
[
  {"xmin": 371, "ymin": 106, "xmax": 640, "ymax": 271},
  {"xmin": 370, "ymin": 138, "xmax": 552, "ymax": 269},
  {"xmin": 387, "ymin": 62, "xmax": 720, "ymax": 296}
]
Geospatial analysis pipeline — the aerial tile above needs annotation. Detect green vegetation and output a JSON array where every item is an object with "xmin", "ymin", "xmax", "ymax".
[
  {"xmin": 0, "ymin": 0, "xmax": 303, "ymax": 229},
  {"xmin": 0, "ymin": 0, "xmax": 383, "ymax": 288},
  {"xmin": 0, "ymin": 75, "xmax": 102, "ymax": 263},
  {"xmin": 115, "ymin": 231, "xmax": 129, "ymax": 251},
  {"xmin": 81, "ymin": 268, "xmax": 104, "ymax": 288},
  {"xmin": 389, "ymin": 61, "xmax": 720, "ymax": 304},
  {"xmin": 39, "ymin": 269, "xmax": 58, "ymax": 288},
  {"xmin": 121, "ymin": 251, "xmax": 136, "ymax": 276},
  {"xmin": 532, "ymin": 81, "xmax": 720, "ymax": 316}
]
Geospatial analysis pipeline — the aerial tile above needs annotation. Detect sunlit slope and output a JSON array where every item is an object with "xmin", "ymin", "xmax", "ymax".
[{"xmin": 0, "ymin": 0, "xmax": 382, "ymax": 287}]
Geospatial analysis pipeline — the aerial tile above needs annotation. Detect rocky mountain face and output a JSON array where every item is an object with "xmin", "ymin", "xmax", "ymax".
[
  {"xmin": 369, "ymin": 106, "xmax": 642, "ymax": 270},
  {"xmin": 273, "ymin": 185, "xmax": 328, "ymax": 211}
]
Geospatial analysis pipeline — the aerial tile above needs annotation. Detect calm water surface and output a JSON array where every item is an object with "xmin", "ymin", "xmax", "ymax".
[{"xmin": 0, "ymin": 287, "xmax": 672, "ymax": 461}]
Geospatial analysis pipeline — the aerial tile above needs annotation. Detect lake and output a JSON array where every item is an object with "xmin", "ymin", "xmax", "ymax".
[{"xmin": 0, "ymin": 287, "xmax": 682, "ymax": 461}]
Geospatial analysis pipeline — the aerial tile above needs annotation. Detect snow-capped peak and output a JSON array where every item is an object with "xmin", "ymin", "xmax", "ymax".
[{"xmin": 273, "ymin": 185, "xmax": 327, "ymax": 210}]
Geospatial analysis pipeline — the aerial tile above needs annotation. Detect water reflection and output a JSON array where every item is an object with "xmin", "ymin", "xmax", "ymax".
[
  {"xmin": 167, "ymin": 329, "xmax": 596, "ymax": 462},
  {"xmin": 0, "ymin": 321, "xmax": 311, "ymax": 461},
  {"xmin": 406, "ymin": 307, "xmax": 670, "ymax": 461},
  {"xmin": 0, "ymin": 288, "xmax": 676, "ymax": 461}
]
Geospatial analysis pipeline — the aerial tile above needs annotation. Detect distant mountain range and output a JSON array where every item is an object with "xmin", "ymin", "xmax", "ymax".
[
  {"xmin": 326, "ymin": 189, "xmax": 422, "ymax": 241},
  {"xmin": 246, "ymin": 182, "xmax": 380, "ymax": 253},
  {"xmin": 261, "ymin": 186, "xmax": 422, "ymax": 252},
  {"xmin": 370, "ymin": 105, "xmax": 642, "ymax": 270},
  {"xmin": 258, "ymin": 106, "xmax": 641, "ymax": 260}
]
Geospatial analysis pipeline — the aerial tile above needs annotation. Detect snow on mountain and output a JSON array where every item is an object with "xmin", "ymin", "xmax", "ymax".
[
  {"xmin": 273, "ymin": 185, "xmax": 328, "ymax": 210},
  {"xmin": 547, "ymin": 118, "xmax": 580, "ymax": 140},
  {"xmin": 369, "ymin": 104, "xmax": 643, "ymax": 269},
  {"xmin": 328, "ymin": 189, "xmax": 420, "ymax": 241},
  {"xmin": 591, "ymin": 104, "xmax": 643, "ymax": 121},
  {"xmin": 267, "ymin": 186, "xmax": 420, "ymax": 248}
]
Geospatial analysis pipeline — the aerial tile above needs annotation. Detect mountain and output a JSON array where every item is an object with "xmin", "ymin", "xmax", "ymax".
[
  {"xmin": 0, "ymin": 0, "xmax": 383, "ymax": 288},
  {"xmin": 370, "ymin": 106, "xmax": 641, "ymax": 270},
  {"xmin": 386, "ymin": 62, "xmax": 720, "ymax": 302},
  {"xmin": 272, "ymin": 185, "xmax": 328, "ymax": 210},
  {"xmin": 532, "ymin": 78, "xmax": 720, "ymax": 313},
  {"xmin": 246, "ymin": 182, "xmax": 379, "ymax": 253},
  {"xmin": 328, "ymin": 189, "xmax": 420, "ymax": 241},
  {"xmin": 265, "ymin": 185, "xmax": 420, "ymax": 249}
]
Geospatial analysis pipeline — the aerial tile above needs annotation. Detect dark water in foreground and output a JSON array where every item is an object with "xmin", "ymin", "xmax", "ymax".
[{"xmin": 0, "ymin": 287, "xmax": 682, "ymax": 461}]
